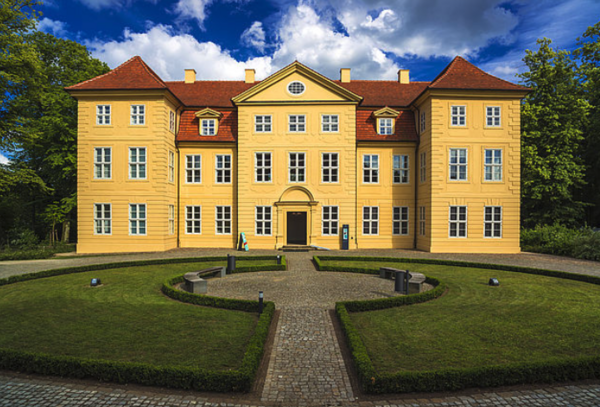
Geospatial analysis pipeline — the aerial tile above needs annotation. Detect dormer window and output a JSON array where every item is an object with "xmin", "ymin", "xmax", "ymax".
[
  {"xmin": 372, "ymin": 106, "xmax": 400, "ymax": 136},
  {"xmin": 194, "ymin": 108, "xmax": 223, "ymax": 137},
  {"xmin": 201, "ymin": 119, "xmax": 216, "ymax": 136},
  {"xmin": 379, "ymin": 118, "xmax": 393, "ymax": 135}
]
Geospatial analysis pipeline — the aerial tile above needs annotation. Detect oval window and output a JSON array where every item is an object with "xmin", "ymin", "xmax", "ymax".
[{"xmin": 287, "ymin": 81, "xmax": 305, "ymax": 95}]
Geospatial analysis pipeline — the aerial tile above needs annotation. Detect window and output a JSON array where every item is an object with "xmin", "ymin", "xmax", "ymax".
[
  {"xmin": 289, "ymin": 115, "xmax": 306, "ymax": 132},
  {"xmin": 419, "ymin": 206, "xmax": 426, "ymax": 236},
  {"xmin": 322, "ymin": 206, "xmax": 339, "ymax": 236},
  {"xmin": 168, "ymin": 205, "xmax": 175, "ymax": 235},
  {"xmin": 216, "ymin": 154, "xmax": 231, "ymax": 184},
  {"xmin": 169, "ymin": 110, "xmax": 175, "ymax": 133},
  {"xmin": 321, "ymin": 115, "xmax": 339, "ymax": 132},
  {"xmin": 96, "ymin": 105, "xmax": 110, "ymax": 125},
  {"xmin": 486, "ymin": 106, "xmax": 501, "ymax": 127},
  {"xmin": 255, "ymin": 206, "xmax": 272, "ymax": 235},
  {"xmin": 129, "ymin": 147, "xmax": 146, "ymax": 179},
  {"xmin": 378, "ymin": 118, "xmax": 393, "ymax": 135},
  {"xmin": 289, "ymin": 152, "xmax": 305, "ymax": 182},
  {"xmin": 393, "ymin": 155, "xmax": 409, "ymax": 184},
  {"xmin": 287, "ymin": 81, "xmax": 305, "ymax": 95},
  {"xmin": 201, "ymin": 119, "xmax": 216, "ymax": 136},
  {"xmin": 451, "ymin": 105, "xmax": 466, "ymax": 126},
  {"xmin": 168, "ymin": 151, "xmax": 175, "ymax": 183},
  {"xmin": 129, "ymin": 204, "xmax": 147, "ymax": 235},
  {"xmin": 420, "ymin": 152, "xmax": 426, "ymax": 183},
  {"xmin": 255, "ymin": 115, "xmax": 272, "ymax": 133},
  {"xmin": 449, "ymin": 148, "xmax": 468, "ymax": 181},
  {"xmin": 484, "ymin": 149, "xmax": 502, "ymax": 181},
  {"xmin": 130, "ymin": 105, "xmax": 145, "ymax": 125},
  {"xmin": 94, "ymin": 203, "xmax": 111, "ymax": 235},
  {"xmin": 362, "ymin": 206, "xmax": 379, "ymax": 235},
  {"xmin": 449, "ymin": 206, "xmax": 467, "ymax": 238},
  {"xmin": 215, "ymin": 206, "xmax": 232, "ymax": 235},
  {"xmin": 393, "ymin": 207, "xmax": 409, "ymax": 236},
  {"xmin": 420, "ymin": 111, "xmax": 426, "ymax": 132},
  {"xmin": 185, "ymin": 206, "xmax": 201, "ymax": 234},
  {"xmin": 363, "ymin": 154, "xmax": 379, "ymax": 183},
  {"xmin": 255, "ymin": 152, "xmax": 272, "ymax": 182},
  {"xmin": 94, "ymin": 147, "xmax": 111, "ymax": 179},
  {"xmin": 322, "ymin": 153, "xmax": 338, "ymax": 183},
  {"xmin": 484, "ymin": 206, "xmax": 502, "ymax": 238},
  {"xmin": 185, "ymin": 155, "xmax": 201, "ymax": 183}
]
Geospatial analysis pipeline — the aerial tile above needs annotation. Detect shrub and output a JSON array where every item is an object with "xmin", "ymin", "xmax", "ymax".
[{"xmin": 521, "ymin": 224, "xmax": 600, "ymax": 261}]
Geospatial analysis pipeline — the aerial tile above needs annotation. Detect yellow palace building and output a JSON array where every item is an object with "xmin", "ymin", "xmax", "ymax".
[{"xmin": 66, "ymin": 56, "xmax": 528, "ymax": 254}]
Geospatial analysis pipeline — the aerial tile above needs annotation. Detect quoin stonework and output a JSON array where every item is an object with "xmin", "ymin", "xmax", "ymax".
[{"xmin": 66, "ymin": 57, "xmax": 529, "ymax": 254}]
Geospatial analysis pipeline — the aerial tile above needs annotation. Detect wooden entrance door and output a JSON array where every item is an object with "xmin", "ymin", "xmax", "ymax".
[{"xmin": 286, "ymin": 212, "xmax": 307, "ymax": 245}]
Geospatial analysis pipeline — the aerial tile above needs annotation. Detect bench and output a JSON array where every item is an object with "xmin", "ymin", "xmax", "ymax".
[
  {"xmin": 183, "ymin": 266, "xmax": 226, "ymax": 294},
  {"xmin": 379, "ymin": 267, "xmax": 426, "ymax": 294}
]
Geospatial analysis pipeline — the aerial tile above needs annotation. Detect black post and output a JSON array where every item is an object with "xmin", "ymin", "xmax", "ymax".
[
  {"xmin": 258, "ymin": 291, "xmax": 264, "ymax": 314},
  {"xmin": 276, "ymin": 255, "xmax": 281, "ymax": 265},
  {"xmin": 405, "ymin": 270, "xmax": 410, "ymax": 295},
  {"xmin": 227, "ymin": 254, "xmax": 236, "ymax": 273},
  {"xmin": 394, "ymin": 271, "xmax": 402, "ymax": 292}
]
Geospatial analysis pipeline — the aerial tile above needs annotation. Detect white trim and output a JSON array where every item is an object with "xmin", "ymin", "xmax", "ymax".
[
  {"xmin": 168, "ymin": 204, "xmax": 175, "ymax": 235},
  {"xmin": 287, "ymin": 81, "xmax": 306, "ymax": 96},
  {"xmin": 254, "ymin": 115, "xmax": 272, "ymax": 133},
  {"xmin": 288, "ymin": 152, "xmax": 306, "ymax": 183},
  {"xmin": 130, "ymin": 104, "xmax": 145, "ymax": 125},
  {"xmin": 449, "ymin": 148, "xmax": 468, "ymax": 181},
  {"xmin": 255, "ymin": 206, "xmax": 272, "ymax": 236},
  {"xmin": 185, "ymin": 154, "xmax": 201, "ymax": 184},
  {"xmin": 215, "ymin": 154, "xmax": 232, "ymax": 184},
  {"xmin": 185, "ymin": 205, "xmax": 202, "ymax": 235},
  {"xmin": 168, "ymin": 151, "xmax": 175, "ymax": 183},
  {"xmin": 128, "ymin": 147, "xmax": 147, "ymax": 180},
  {"xmin": 362, "ymin": 154, "xmax": 379, "ymax": 184},
  {"xmin": 169, "ymin": 110, "xmax": 175, "ymax": 133},
  {"xmin": 321, "ymin": 114, "xmax": 339, "ymax": 133},
  {"xmin": 288, "ymin": 114, "xmax": 306, "ymax": 133},
  {"xmin": 93, "ymin": 203, "xmax": 112, "ymax": 235},
  {"xmin": 255, "ymin": 152, "xmax": 272, "ymax": 183},
  {"xmin": 448, "ymin": 206, "xmax": 467, "ymax": 238},
  {"xmin": 321, "ymin": 152, "xmax": 339, "ymax": 183},
  {"xmin": 96, "ymin": 104, "xmax": 111, "ymax": 125},
  {"xmin": 484, "ymin": 148, "xmax": 503, "ymax": 182},
  {"xmin": 485, "ymin": 106, "xmax": 501, "ymax": 127},
  {"xmin": 450, "ymin": 105, "xmax": 466, "ymax": 127},
  {"xmin": 215, "ymin": 206, "xmax": 232, "ymax": 235},
  {"xmin": 484, "ymin": 206, "xmax": 503, "ymax": 238},
  {"xmin": 201, "ymin": 118, "xmax": 216, "ymax": 136},
  {"xmin": 129, "ymin": 203, "xmax": 147, "ymax": 236},
  {"xmin": 362, "ymin": 206, "xmax": 379, "ymax": 236},
  {"xmin": 393, "ymin": 206, "xmax": 409, "ymax": 236},
  {"xmin": 321, "ymin": 206, "xmax": 339, "ymax": 236},
  {"xmin": 378, "ymin": 118, "xmax": 393, "ymax": 135},
  {"xmin": 93, "ymin": 147, "xmax": 112, "ymax": 180}
]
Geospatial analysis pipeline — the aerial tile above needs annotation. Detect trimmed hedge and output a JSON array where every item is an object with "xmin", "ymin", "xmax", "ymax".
[
  {"xmin": 322, "ymin": 255, "xmax": 600, "ymax": 394},
  {"xmin": 0, "ymin": 255, "xmax": 281, "ymax": 392}
]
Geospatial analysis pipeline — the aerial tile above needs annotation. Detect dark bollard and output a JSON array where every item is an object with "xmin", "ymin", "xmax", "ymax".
[
  {"xmin": 404, "ymin": 270, "xmax": 410, "ymax": 295},
  {"xmin": 276, "ymin": 255, "xmax": 282, "ymax": 265},
  {"xmin": 394, "ymin": 271, "xmax": 403, "ymax": 293},
  {"xmin": 227, "ymin": 254, "xmax": 236, "ymax": 273},
  {"xmin": 258, "ymin": 291, "xmax": 264, "ymax": 314}
]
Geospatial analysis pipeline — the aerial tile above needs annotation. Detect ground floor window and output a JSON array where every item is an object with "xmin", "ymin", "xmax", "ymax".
[
  {"xmin": 94, "ymin": 203, "xmax": 111, "ymax": 235},
  {"xmin": 362, "ymin": 206, "xmax": 378, "ymax": 235},
  {"xmin": 419, "ymin": 206, "xmax": 426, "ymax": 236},
  {"xmin": 393, "ymin": 206, "xmax": 409, "ymax": 235},
  {"xmin": 255, "ymin": 206, "xmax": 272, "ymax": 235},
  {"xmin": 449, "ymin": 206, "xmax": 467, "ymax": 238},
  {"xmin": 216, "ymin": 206, "xmax": 232, "ymax": 235},
  {"xmin": 322, "ymin": 206, "xmax": 339, "ymax": 236},
  {"xmin": 129, "ymin": 204, "xmax": 146, "ymax": 235},
  {"xmin": 484, "ymin": 206, "xmax": 502, "ymax": 238},
  {"xmin": 168, "ymin": 205, "xmax": 175, "ymax": 234},
  {"xmin": 186, "ymin": 206, "xmax": 201, "ymax": 234}
]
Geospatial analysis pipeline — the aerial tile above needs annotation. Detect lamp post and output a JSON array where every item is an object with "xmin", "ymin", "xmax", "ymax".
[{"xmin": 258, "ymin": 291, "xmax": 264, "ymax": 314}]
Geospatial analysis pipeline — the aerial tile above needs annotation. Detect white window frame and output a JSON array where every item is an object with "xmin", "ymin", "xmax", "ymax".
[
  {"xmin": 321, "ymin": 153, "xmax": 339, "ymax": 183},
  {"xmin": 449, "ymin": 148, "xmax": 468, "ymax": 181},
  {"xmin": 420, "ymin": 111, "xmax": 426, "ymax": 132},
  {"xmin": 393, "ymin": 206, "xmax": 409, "ymax": 236},
  {"xmin": 321, "ymin": 115, "xmax": 339, "ymax": 133},
  {"xmin": 215, "ymin": 206, "xmax": 232, "ymax": 235},
  {"xmin": 254, "ymin": 115, "xmax": 272, "ymax": 133},
  {"xmin": 96, "ymin": 105, "xmax": 111, "ymax": 125},
  {"xmin": 419, "ymin": 206, "xmax": 426, "ymax": 236},
  {"xmin": 129, "ymin": 147, "xmax": 147, "ymax": 180},
  {"xmin": 449, "ymin": 206, "xmax": 467, "ymax": 238},
  {"xmin": 378, "ymin": 118, "xmax": 393, "ymax": 135},
  {"xmin": 185, "ymin": 154, "xmax": 201, "ymax": 184},
  {"xmin": 363, "ymin": 154, "xmax": 379, "ymax": 184},
  {"xmin": 215, "ymin": 154, "xmax": 232, "ymax": 184},
  {"xmin": 94, "ymin": 147, "xmax": 111, "ymax": 179},
  {"xmin": 255, "ymin": 206, "xmax": 272, "ymax": 236},
  {"xmin": 201, "ymin": 118, "xmax": 216, "ymax": 136},
  {"xmin": 130, "ymin": 104, "xmax": 145, "ymax": 125},
  {"xmin": 94, "ymin": 203, "xmax": 111, "ymax": 235},
  {"xmin": 393, "ymin": 155, "xmax": 409, "ymax": 184},
  {"xmin": 322, "ymin": 206, "xmax": 339, "ymax": 236},
  {"xmin": 486, "ymin": 106, "xmax": 501, "ymax": 127},
  {"xmin": 362, "ymin": 206, "xmax": 379, "ymax": 235},
  {"xmin": 451, "ymin": 105, "xmax": 466, "ymax": 127},
  {"xmin": 168, "ymin": 151, "xmax": 175, "ymax": 183},
  {"xmin": 289, "ymin": 152, "xmax": 306, "ymax": 183},
  {"xmin": 168, "ymin": 204, "xmax": 175, "ymax": 235},
  {"xmin": 287, "ymin": 81, "xmax": 306, "ymax": 96},
  {"xmin": 255, "ymin": 152, "xmax": 272, "ymax": 183},
  {"xmin": 129, "ymin": 203, "xmax": 147, "ymax": 236},
  {"xmin": 169, "ymin": 110, "xmax": 175, "ymax": 133},
  {"xmin": 484, "ymin": 149, "xmax": 503, "ymax": 181},
  {"xmin": 484, "ymin": 206, "xmax": 503, "ymax": 238},
  {"xmin": 288, "ymin": 115, "xmax": 306, "ymax": 132},
  {"xmin": 420, "ymin": 152, "xmax": 426, "ymax": 183},
  {"xmin": 185, "ymin": 206, "xmax": 201, "ymax": 235}
]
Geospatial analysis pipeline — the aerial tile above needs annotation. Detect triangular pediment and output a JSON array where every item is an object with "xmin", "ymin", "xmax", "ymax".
[
  {"xmin": 372, "ymin": 106, "xmax": 400, "ymax": 118},
  {"xmin": 232, "ymin": 61, "xmax": 362, "ymax": 104},
  {"xmin": 194, "ymin": 107, "xmax": 223, "ymax": 119}
]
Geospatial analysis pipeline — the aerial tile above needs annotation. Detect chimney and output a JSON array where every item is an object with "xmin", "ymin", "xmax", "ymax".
[
  {"xmin": 184, "ymin": 69, "xmax": 196, "ymax": 84},
  {"xmin": 398, "ymin": 69, "xmax": 410, "ymax": 84},
  {"xmin": 340, "ymin": 68, "xmax": 351, "ymax": 83},
  {"xmin": 245, "ymin": 69, "xmax": 255, "ymax": 84}
]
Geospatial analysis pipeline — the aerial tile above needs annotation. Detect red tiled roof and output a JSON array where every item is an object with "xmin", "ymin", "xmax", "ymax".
[
  {"xmin": 177, "ymin": 110, "xmax": 237, "ymax": 142},
  {"xmin": 428, "ymin": 56, "xmax": 528, "ymax": 91},
  {"xmin": 166, "ymin": 81, "xmax": 257, "ymax": 107},
  {"xmin": 356, "ymin": 110, "xmax": 418, "ymax": 142},
  {"xmin": 335, "ymin": 81, "xmax": 430, "ymax": 107},
  {"xmin": 65, "ymin": 56, "xmax": 167, "ymax": 91}
]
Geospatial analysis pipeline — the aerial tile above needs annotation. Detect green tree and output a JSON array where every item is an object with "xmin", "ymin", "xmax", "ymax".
[{"xmin": 519, "ymin": 38, "xmax": 590, "ymax": 227}]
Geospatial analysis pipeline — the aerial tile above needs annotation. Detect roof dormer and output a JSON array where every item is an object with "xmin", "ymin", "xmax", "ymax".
[{"xmin": 195, "ymin": 108, "xmax": 223, "ymax": 136}]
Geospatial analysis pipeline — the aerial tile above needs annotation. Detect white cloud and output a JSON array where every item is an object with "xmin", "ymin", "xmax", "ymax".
[
  {"xmin": 241, "ymin": 21, "xmax": 266, "ymax": 53},
  {"xmin": 0, "ymin": 153, "xmax": 10, "ymax": 165},
  {"xmin": 37, "ymin": 18, "xmax": 68, "ymax": 37},
  {"xmin": 76, "ymin": 0, "xmax": 158, "ymax": 11},
  {"xmin": 174, "ymin": 0, "xmax": 213, "ymax": 29}
]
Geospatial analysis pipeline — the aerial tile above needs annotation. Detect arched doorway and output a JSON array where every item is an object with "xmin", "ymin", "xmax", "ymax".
[{"xmin": 275, "ymin": 186, "xmax": 318, "ymax": 247}]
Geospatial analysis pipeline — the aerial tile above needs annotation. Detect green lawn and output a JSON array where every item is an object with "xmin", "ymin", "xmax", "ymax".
[
  {"xmin": 0, "ymin": 260, "xmax": 266, "ymax": 370},
  {"xmin": 324, "ymin": 259, "xmax": 600, "ymax": 373}
]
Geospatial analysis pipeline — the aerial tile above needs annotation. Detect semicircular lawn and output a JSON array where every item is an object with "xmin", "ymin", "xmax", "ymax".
[
  {"xmin": 0, "ymin": 260, "xmax": 268, "ymax": 370},
  {"xmin": 324, "ymin": 259, "xmax": 600, "ymax": 373}
]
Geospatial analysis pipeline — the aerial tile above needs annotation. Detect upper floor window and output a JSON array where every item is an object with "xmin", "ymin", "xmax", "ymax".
[
  {"xmin": 321, "ymin": 115, "xmax": 339, "ymax": 132},
  {"xmin": 322, "ymin": 153, "xmax": 338, "ymax": 183},
  {"xmin": 169, "ymin": 111, "xmax": 175, "ymax": 133},
  {"xmin": 449, "ymin": 148, "xmax": 467, "ymax": 181},
  {"xmin": 216, "ymin": 154, "xmax": 232, "ymax": 184},
  {"xmin": 486, "ymin": 106, "xmax": 501, "ymax": 127},
  {"xmin": 484, "ymin": 206, "xmax": 502, "ymax": 238},
  {"xmin": 420, "ymin": 111, "xmax": 426, "ymax": 132},
  {"xmin": 255, "ymin": 152, "xmax": 272, "ymax": 182},
  {"xmin": 393, "ymin": 155, "xmax": 409, "ymax": 184},
  {"xmin": 420, "ymin": 152, "xmax": 426, "ymax": 183},
  {"xmin": 130, "ymin": 105, "xmax": 145, "ymax": 125},
  {"xmin": 201, "ymin": 119, "xmax": 216, "ymax": 136},
  {"xmin": 94, "ymin": 203, "xmax": 111, "ymax": 235},
  {"xmin": 363, "ymin": 154, "xmax": 379, "ymax": 183},
  {"xmin": 289, "ymin": 115, "xmax": 306, "ymax": 132},
  {"xmin": 168, "ymin": 151, "xmax": 175, "ymax": 183},
  {"xmin": 289, "ymin": 152, "xmax": 306, "ymax": 183},
  {"xmin": 96, "ymin": 105, "xmax": 110, "ymax": 125},
  {"xmin": 449, "ymin": 206, "xmax": 467, "ymax": 238},
  {"xmin": 484, "ymin": 149, "xmax": 502, "ymax": 181},
  {"xmin": 322, "ymin": 206, "xmax": 339, "ymax": 236},
  {"xmin": 287, "ymin": 81, "xmax": 305, "ymax": 95},
  {"xmin": 451, "ymin": 105, "xmax": 466, "ymax": 126},
  {"xmin": 185, "ymin": 154, "xmax": 201, "ymax": 183},
  {"xmin": 255, "ymin": 115, "xmax": 272, "ymax": 133},
  {"xmin": 393, "ymin": 207, "xmax": 409, "ymax": 236},
  {"xmin": 378, "ymin": 118, "xmax": 393, "ymax": 135},
  {"xmin": 129, "ymin": 147, "xmax": 146, "ymax": 179},
  {"xmin": 94, "ymin": 147, "xmax": 111, "ymax": 179},
  {"xmin": 215, "ymin": 206, "xmax": 232, "ymax": 235},
  {"xmin": 129, "ymin": 204, "xmax": 147, "ymax": 235}
]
